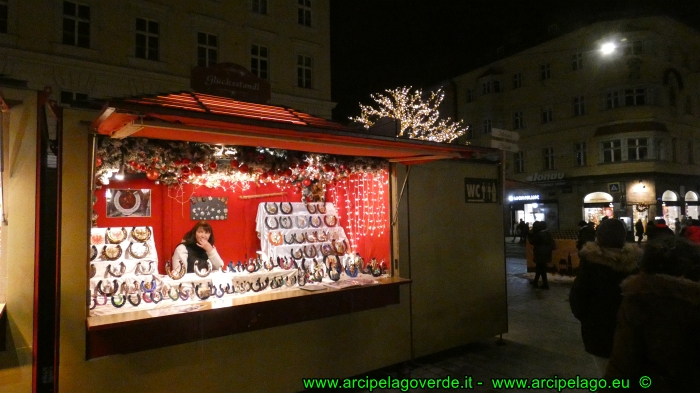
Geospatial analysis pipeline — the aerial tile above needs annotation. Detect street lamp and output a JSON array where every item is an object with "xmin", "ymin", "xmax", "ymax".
[{"xmin": 600, "ymin": 42, "xmax": 616, "ymax": 55}]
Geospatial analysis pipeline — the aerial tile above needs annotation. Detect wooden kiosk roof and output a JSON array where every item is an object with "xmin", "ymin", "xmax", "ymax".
[{"xmin": 91, "ymin": 91, "xmax": 495, "ymax": 164}]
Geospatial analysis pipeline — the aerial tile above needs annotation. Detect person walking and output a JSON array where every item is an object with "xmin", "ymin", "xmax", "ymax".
[
  {"xmin": 569, "ymin": 218, "xmax": 640, "ymax": 376},
  {"xmin": 673, "ymin": 217, "xmax": 682, "ymax": 235},
  {"xmin": 518, "ymin": 220, "xmax": 529, "ymax": 244},
  {"xmin": 606, "ymin": 236, "xmax": 700, "ymax": 392},
  {"xmin": 528, "ymin": 221, "xmax": 556, "ymax": 290},
  {"xmin": 634, "ymin": 219, "xmax": 645, "ymax": 245},
  {"xmin": 512, "ymin": 219, "xmax": 523, "ymax": 243}
]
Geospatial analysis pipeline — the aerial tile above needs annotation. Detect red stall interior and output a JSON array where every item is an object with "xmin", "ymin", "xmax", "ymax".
[{"xmin": 93, "ymin": 174, "xmax": 390, "ymax": 273}]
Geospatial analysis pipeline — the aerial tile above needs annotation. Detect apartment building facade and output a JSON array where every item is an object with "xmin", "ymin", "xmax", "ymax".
[
  {"xmin": 0, "ymin": 0, "xmax": 334, "ymax": 118},
  {"xmin": 453, "ymin": 16, "xmax": 700, "ymax": 234}
]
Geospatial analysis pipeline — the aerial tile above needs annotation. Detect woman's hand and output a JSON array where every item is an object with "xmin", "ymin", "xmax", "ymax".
[{"xmin": 197, "ymin": 238, "xmax": 214, "ymax": 253}]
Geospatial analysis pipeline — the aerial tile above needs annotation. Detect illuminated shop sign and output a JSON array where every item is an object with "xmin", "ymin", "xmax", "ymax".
[
  {"xmin": 526, "ymin": 172, "xmax": 565, "ymax": 182},
  {"xmin": 508, "ymin": 195, "xmax": 540, "ymax": 202}
]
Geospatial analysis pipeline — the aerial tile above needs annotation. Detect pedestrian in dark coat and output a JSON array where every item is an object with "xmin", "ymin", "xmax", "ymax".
[
  {"xmin": 646, "ymin": 218, "xmax": 674, "ymax": 241},
  {"xmin": 570, "ymin": 218, "xmax": 640, "ymax": 375},
  {"xmin": 528, "ymin": 221, "xmax": 556, "ymax": 289},
  {"xmin": 518, "ymin": 220, "xmax": 529, "ymax": 243},
  {"xmin": 606, "ymin": 236, "xmax": 700, "ymax": 392},
  {"xmin": 634, "ymin": 219, "xmax": 645, "ymax": 245},
  {"xmin": 576, "ymin": 221, "xmax": 596, "ymax": 250}
]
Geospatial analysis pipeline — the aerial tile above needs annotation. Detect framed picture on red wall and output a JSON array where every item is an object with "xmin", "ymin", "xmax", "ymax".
[{"xmin": 106, "ymin": 189, "xmax": 151, "ymax": 218}]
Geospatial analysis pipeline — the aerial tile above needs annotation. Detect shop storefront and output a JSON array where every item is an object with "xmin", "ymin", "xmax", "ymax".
[
  {"xmin": 661, "ymin": 190, "xmax": 681, "ymax": 232},
  {"xmin": 583, "ymin": 192, "xmax": 614, "ymax": 226},
  {"xmin": 0, "ymin": 86, "xmax": 508, "ymax": 392},
  {"xmin": 686, "ymin": 191, "xmax": 699, "ymax": 220}
]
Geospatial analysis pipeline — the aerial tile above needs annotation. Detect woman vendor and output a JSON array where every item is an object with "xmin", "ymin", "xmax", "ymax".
[{"xmin": 171, "ymin": 220, "xmax": 224, "ymax": 273}]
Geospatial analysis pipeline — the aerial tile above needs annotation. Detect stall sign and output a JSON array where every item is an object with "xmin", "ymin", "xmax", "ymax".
[
  {"xmin": 465, "ymin": 178, "xmax": 498, "ymax": 203},
  {"xmin": 191, "ymin": 62, "xmax": 271, "ymax": 103},
  {"xmin": 525, "ymin": 172, "xmax": 565, "ymax": 182},
  {"xmin": 507, "ymin": 194, "xmax": 540, "ymax": 202}
]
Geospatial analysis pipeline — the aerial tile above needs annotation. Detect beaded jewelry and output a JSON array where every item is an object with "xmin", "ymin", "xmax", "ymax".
[{"xmin": 111, "ymin": 294, "xmax": 126, "ymax": 308}]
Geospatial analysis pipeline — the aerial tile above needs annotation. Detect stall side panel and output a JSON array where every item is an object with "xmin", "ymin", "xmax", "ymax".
[
  {"xmin": 0, "ymin": 90, "xmax": 38, "ymax": 393},
  {"xmin": 402, "ymin": 160, "xmax": 507, "ymax": 358}
]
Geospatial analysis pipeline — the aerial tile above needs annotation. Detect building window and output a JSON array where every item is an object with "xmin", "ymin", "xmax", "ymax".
[
  {"xmin": 571, "ymin": 53, "xmax": 582, "ymax": 70},
  {"xmin": 575, "ymin": 142, "xmax": 587, "ymax": 166},
  {"xmin": 250, "ymin": 44, "xmax": 269, "ymax": 79},
  {"xmin": 0, "ymin": 0, "xmax": 8, "ymax": 34},
  {"xmin": 493, "ymin": 80, "xmax": 501, "ymax": 93},
  {"xmin": 482, "ymin": 81, "xmax": 491, "ymax": 95},
  {"xmin": 482, "ymin": 118, "xmax": 492, "ymax": 134},
  {"xmin": 135, "ymin": 18, "xmax": 159, "ymax": 61},
  {"xmin": 542, "ymin": 147, "xmax": 554, "ymax": 170},
  {"xmin": 466, "ymin": 89, "xmax": 473, "ymax": 103},
  {"xmin": 252, "ymin": 0, "xmax": 267, "ymax": 14},
  {"xmin": 627, "ymin": 138, "xmax": 648, "ymax": 160},
  {"xmin": 514, "ymin": 151, "xmax": 524, "ymax": 173},
  {"xmin": 298, "ymin": 0, "xmax": 311, "ymax": 27},
  {"xmin": 624, "ymin": 40, "xmax": 643, "ymax": 56},
  {"xmin": 540, "ymin": 63, "xmax": 550, "ymax": 80},
  {"xmin": 672, "ymin": 137, "xmax": 677, "ymax": 163},
  {"xmin": 689, "ymin": 141, "xmax": 694, "ymax": 164},
  {"xmin": 541, "ymin": 107, "xmax": 553, "ymax": 123},
  {"xmin": 62, "ymin": 1, "xmax": 90, "ymax": 48},
  {"xmin": 573, "ymin": 96, "xmax": 585, "ymax": 116},
  {"xmin": 513, "ymin": 111, "xmax": 524, "ymax": 129},
  {"xmin": 197, "ymin": 32, "xmax": 218, "ymax": 67},
  {"xmin": 297, "ymin": 55, "xmax": 312, "ymax": 88},
  {"xmin": 602, "ymin": 140, "xmax": 622, "ymax": 163},
  {"xmin": 685, "ymin": 96, "xmax": 693, "ymax": 115},
  {"xmin": 606, "ymin": 91, "xmax": 619, "ymax": 109},
  {"xmin": 465, "ymin": 124, "xmax": 474, "ymax": 139},
  {"xmin": 513, "ymin": 73, "xmax": 521, "ymax": 89},
  {"xmin": 60, "ymin": 91, "xmax": 88, "ymax": 105},
  {"xmin": 624, "ymin": 88, "xmax": 646, "ymax": 106}
]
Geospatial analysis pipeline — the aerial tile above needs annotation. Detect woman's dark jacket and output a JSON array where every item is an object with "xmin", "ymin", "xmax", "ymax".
[
  {"xmin": 569, "ymin": 242, "xmax": 640, "ymax": 357},
  {"xmin": 528, "ymin": 229, "xmax": 556, "ymax": 264}
]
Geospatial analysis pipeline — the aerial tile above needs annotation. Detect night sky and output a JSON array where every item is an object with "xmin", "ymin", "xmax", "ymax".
[{"xmin": 329, "ymin": 0, "xmax": 700, "ymax": 123}]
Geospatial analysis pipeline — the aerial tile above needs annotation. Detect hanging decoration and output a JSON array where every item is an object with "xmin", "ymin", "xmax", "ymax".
[{"xmin": 350, "ymin": 86, "xmax": 468, "ymax": 143}]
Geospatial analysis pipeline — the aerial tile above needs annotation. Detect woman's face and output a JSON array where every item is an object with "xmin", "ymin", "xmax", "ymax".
[{"xmin": 196, "ymin": 227, "xmax": 211, "ymax": 243}]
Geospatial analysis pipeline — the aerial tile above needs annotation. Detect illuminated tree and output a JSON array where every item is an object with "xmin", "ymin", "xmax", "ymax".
[{"xmin": 351, "ymin": 86, "xmax": 467, "ymax": 143}]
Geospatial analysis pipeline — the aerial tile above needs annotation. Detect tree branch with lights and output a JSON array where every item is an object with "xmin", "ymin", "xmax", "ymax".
[{"xmin": 351, "ymin": 86, "xmax": 468, "ymax": 143}]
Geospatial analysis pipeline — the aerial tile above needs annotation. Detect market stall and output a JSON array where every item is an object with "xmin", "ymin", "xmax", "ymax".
[{"xmin": 0, "ymin": 86, "xmax": 508, "ymax": 393}]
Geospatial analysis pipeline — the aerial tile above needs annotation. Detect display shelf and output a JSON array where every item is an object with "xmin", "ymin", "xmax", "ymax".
[
  {"xmin": 0, "ymin": 303, "xmax": 5, "ymax": 351},
  {"xmin": 86, "ymin": 277, "xmax": 409, "ymax": 359}
]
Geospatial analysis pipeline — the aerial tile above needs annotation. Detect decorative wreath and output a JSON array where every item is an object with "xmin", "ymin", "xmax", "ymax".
[{"xmin": 635, "ymin": 203, "xmax": 649, "ymax": 212}]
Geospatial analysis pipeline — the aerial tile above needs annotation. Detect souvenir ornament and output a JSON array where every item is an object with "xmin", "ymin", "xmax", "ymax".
[
  {"xmin": 127, "ymin": 293, "xmax": 141, "ymax": 307},
  {"xmin": 306, "ymin": 203, "xmax": 317, "ymax": 214},
  {"xmin": 89, "ymin": 263, "xmax": 96, "ymax": 278},
  {"xmin": 91, "ymin": 233, "xmax": 104, "ymax": 245},
  {"xmin": 268, "ymin": 231, "xmax": 284, "ymax": 246},
  {"xmin": 113, "ymin": 190, "xmax": 141, "ymax": 216},
  {"xmin": 306, "ymin": 231, "xmax": 318, "ymax": 243},
  {"xmin": 293, "ymin": 233, "xmax": 306, "ymax": 244},
  {"xmin": 317, "ymin": 203, "xmax": 327, "ymax": 214},
  {"xmin": 106, "ymin": 261, "xmax": 126, "ymax": 277},
  {"xmin": 280, "ymin": 202, "xmax": 293, "ymax": 214},
  {"xmin": 90, "ymin": 245, "xmax": 98, "ymax": 261},
  {"xmin": 96, "ymin": 279, "xmax": 120, "ymax": 296},
  {"xmin": 317, "ymin": 230, "xmax": 329, "ymax": 242},
  {"xmin": 265, "ymin": 217, "xmax": 279, "ymax": 230},
  {"xmin": 264, "ymin": 202, "xmax": 279, "ymax": 215},
  {"xmin": 194, "ymin": 259, "xmax": 213, "ymax": 277},
  {"xmin": 128, "ymin": 241, "xmax": 150, "ymax": 259},
  {"xmin": 296, "ymin": 216, "xmax": 309, "ymax": 229},
  {"xmin": 134, "ymin": 260, "xmax": 155, "ymax": 275},
  {"xmin": 106, "ymin": 227, "xmax": 127, "ymax": 244},
  {"xmin": 166, "ymin": 260, "xmax": 186, "ymax": 280},
  {"xmin": 323, "ymin": 215, "xmax": 337, "ymax": 227},
  {"xmin": 309, "ymin": 216, "xmax": 322, "ymax": 228},
  {"xmin": 130, "ymin": 226, "xmax": 152, "ymax": 242},
  {"xmin": 321, "ymin": 244, "xmax": 334, "ymax": 257},
  {"xmin": 332, "ymin": 239, "xmax": 348, "ymax": 255},
  {"xmin": 303, "ymin": 245, "xmax": 318, "ymax": 258},
  {"xmin": 279, "ymin": 216, "xmax": 293, "ymax": 229},
  {"xmin": 111, "ymin": 294, "xmax": 126, "ymax": 308}
]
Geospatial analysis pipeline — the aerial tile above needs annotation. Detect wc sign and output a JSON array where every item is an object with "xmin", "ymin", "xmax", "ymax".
[{"xmin": 464, "ymin": 178, "xmax": 498, "ymax": 203}]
